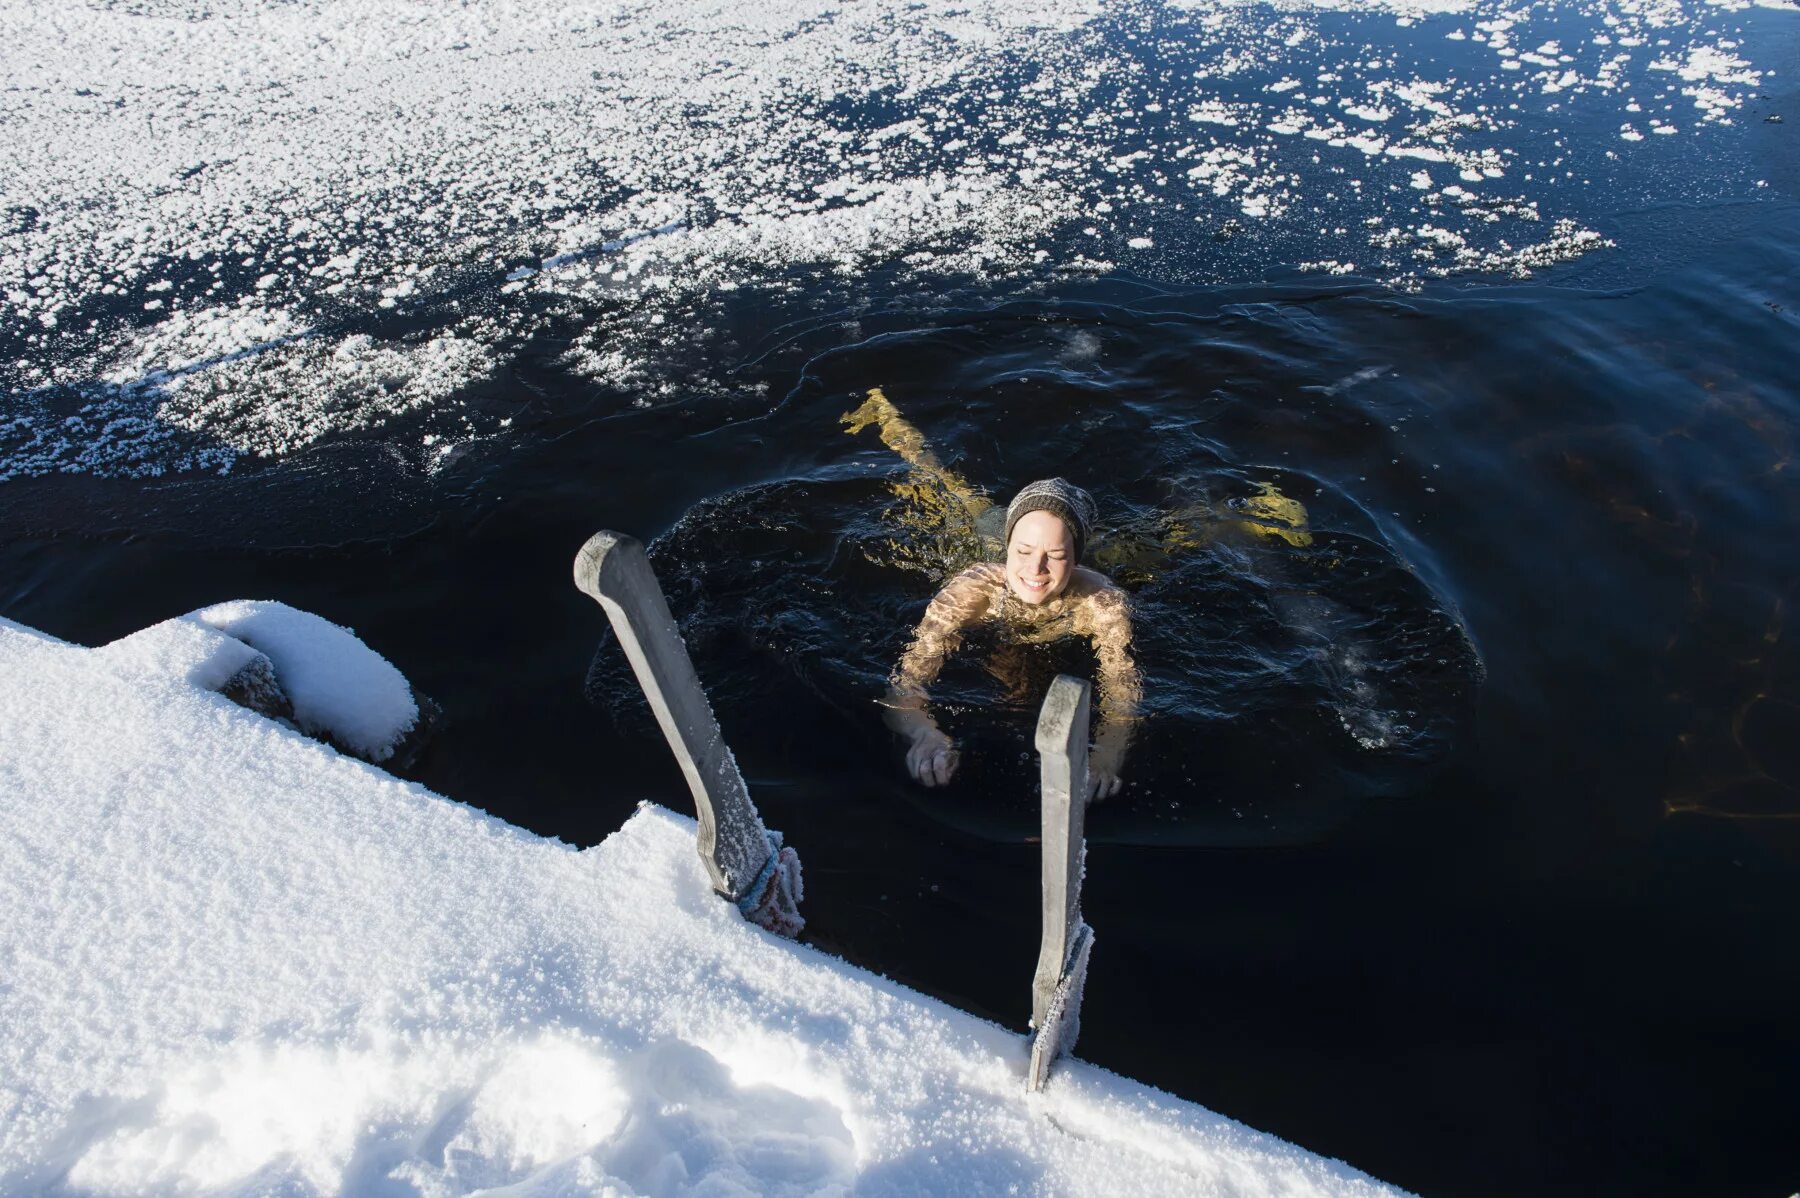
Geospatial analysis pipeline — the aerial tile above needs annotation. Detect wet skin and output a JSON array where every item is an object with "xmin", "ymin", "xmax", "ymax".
[{"xmin": 887, "ymin": 517, "xmax": 1138, "ymax": 802}]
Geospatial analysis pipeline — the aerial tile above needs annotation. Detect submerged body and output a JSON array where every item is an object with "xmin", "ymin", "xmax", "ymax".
[
  {"xmin": 883, "ymin": 558, "xmax": 1141, "ymax": 799},
  {"xmin": 845, "ymin": 388, "xmax": 1141, "ymax": 799}
]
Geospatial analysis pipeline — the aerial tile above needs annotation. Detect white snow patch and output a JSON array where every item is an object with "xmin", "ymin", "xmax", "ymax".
[
  {"xmin": 188, "ymin": 599, "xmax": 419, "ymax": 760},
  {"xmin": 0, "ymin": 613, "xmax": 1405, "ymax": 1196}
]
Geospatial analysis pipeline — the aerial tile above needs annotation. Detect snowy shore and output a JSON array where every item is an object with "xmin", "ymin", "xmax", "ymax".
[{"xmin": 0, "ymin": 609, "xmax": 1403, "ymax": 1195}]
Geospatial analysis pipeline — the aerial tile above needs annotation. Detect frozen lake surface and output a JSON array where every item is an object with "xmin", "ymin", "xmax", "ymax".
[{"xmin": 0, "ymin": 0, "xmax": 1789, "ymax": 478}]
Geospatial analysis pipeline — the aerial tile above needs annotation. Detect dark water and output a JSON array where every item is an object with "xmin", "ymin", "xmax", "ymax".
[{"xmin": 6, "ymin": 208, "xmax": 1800, "ymax": 1196}]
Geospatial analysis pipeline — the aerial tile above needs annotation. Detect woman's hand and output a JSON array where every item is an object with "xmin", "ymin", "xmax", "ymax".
[
  {"xmin": 1087, "ymin": 767, "xmax": 1123, "ymax": 802},
  {"xmin": 905, "ymin": 727, "xmax": 960, "ymax": 787}
]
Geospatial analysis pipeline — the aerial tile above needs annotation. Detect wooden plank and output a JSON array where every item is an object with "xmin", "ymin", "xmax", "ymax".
[
  {"xmin": 1027, "ymin": 922, "xmax": 1093, "ymax": 1093},
  {"xmin": 1031, "ymin": 674, "xmax": 1090, "ymax": 1031},
  {"xmin": 574, "ymin": 530, "xmax": 771, "ymax": 901}
]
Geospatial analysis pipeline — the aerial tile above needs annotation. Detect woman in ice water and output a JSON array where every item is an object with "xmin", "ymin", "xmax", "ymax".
[{"xmin": 842, "ymin": 387, "xmax": 1143, "ymax": 802}]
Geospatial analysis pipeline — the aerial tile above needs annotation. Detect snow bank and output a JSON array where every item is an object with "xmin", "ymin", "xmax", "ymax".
[
  {"xmin": 0, "ymin": 612, "xmax": 1405, "ymax": 1196},
  {"xmin": 188, "ymin": 599, "xmax": 419, "ymax": 761}
]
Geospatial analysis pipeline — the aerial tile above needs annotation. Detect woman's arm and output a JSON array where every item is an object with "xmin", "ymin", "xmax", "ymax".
[
  {"xmin": 883, "ymin": 566, "xmax": 997, "ymax": 785},
  {"xmin": 1083, "ymin": 585, "xmax": 1142, "ymax": 800}
]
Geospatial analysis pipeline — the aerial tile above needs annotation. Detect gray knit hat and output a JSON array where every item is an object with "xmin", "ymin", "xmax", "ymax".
[{"xmin": 1004, "ymin": 478, "xmax": 1097, "ymax": 564}]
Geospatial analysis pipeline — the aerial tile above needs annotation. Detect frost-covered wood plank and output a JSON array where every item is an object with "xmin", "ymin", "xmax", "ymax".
[
  {"xmin": 1029, "ymin": 922, "xmax": 1093, "ymax": 1094},
  {"xmin": 574, "ymin": 530, "xmax": 771, "ymax": 902},
  {"xmin": 1029, "ymin": 673, "xmax": 1095, "ymax": 1093}
]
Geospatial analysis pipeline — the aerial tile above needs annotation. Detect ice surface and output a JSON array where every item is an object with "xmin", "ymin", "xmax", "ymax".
[
  {"xmin": 1, "ymin": 0, "xmax": 1788, "ymax": 481},
  {"xmin": 0, "ymin": 613, "xmax": 1406, "ymax": 1195}
]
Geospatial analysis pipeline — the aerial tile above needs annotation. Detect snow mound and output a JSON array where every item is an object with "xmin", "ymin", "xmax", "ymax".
[
  {"xmin": 0, "ymin": 613, "xmax": 1404, "ymax": 1196},
  {"xmin": 188, "ymin": 598, "xmax": 419, "ymax": 761}
]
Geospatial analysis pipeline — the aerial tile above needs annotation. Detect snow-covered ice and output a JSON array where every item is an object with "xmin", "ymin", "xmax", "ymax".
[
  {"xmin": 1, "ymin": 0, "xmax": 1789, "ymax": 482},
  {"xmin": 0, "ymin": 611, "xmax": 1404, "ymax": 1195}
]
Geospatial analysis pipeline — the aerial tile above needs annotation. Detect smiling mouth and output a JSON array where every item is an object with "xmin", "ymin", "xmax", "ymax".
[{"xmin": 1016, "ymin": 576, "xmax": 1050, "ymax": 592}]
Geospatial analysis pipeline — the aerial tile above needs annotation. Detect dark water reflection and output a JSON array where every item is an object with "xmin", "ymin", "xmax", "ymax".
[{"xmin": 4, "ymin": 217, "xmax": 1799, "ymax": 1197}]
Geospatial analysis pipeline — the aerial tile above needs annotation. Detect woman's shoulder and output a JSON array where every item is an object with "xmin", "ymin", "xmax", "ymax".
[
  {"xmin": 1070, "ymin": 564, "xmax": 1124, "ymax": 596},
  {"xmin": 1070, "ymin": 567, "xmax": 1131, "ymax": 616},
  {"xmin": 930, "ymin": 562, "xmax": 1006, "ymax": 614},
  {"xmin": 952, "ymin": 561, "xmax": 1008, "ymax": 589}
]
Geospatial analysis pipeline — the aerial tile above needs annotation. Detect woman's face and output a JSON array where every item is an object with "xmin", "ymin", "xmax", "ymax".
[{"xmin": 1006, "ymin": 509, "xmax": 1075, "ymax": 605}]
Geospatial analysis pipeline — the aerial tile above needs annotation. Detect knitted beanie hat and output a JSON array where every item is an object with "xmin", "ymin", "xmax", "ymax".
[{"xmin": 1004, "ymin": 478, "xmax": 1097, "ymax": 564}]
